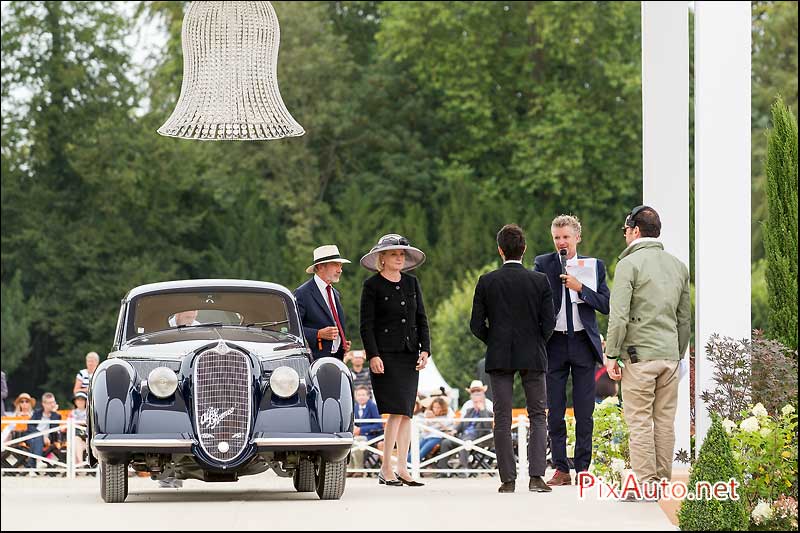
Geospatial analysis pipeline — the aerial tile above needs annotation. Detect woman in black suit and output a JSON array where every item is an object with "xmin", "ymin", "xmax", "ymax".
[{"xmin": 360, "ymin": 234, "xmax": 430, "ymax": 487}]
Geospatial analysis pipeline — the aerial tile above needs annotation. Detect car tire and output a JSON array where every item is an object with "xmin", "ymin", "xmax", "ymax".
[
  {"xmin": 99, "ymin": 460, "xmax": 128, "ymax": 503},
  {"xmin": 293, "ymin": 458, "xmax": 316, "ymax": 492},
  {"xmin": 315, "ymin": 458, "xmax": 346, "ymax": 500}
]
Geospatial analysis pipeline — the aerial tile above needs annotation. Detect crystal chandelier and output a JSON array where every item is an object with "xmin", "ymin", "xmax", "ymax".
[{"xmin": 158, "ymin": 1, "xmax": 305, "ymax": 141}]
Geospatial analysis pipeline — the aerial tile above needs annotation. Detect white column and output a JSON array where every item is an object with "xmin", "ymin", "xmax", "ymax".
[
  {"xmin": 694, "ymin": 1, "xmax": 751, "ymax": 449},
  {"xmin": 641, "ymin": 1, "xmax": 690, "ymax": 465}
]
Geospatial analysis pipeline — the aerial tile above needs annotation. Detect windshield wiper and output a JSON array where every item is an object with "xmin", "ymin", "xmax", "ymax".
[
  {"xmin": 176, "ymin": 322, "xmax": 224, "ymax": 329},
  {"xmin": 244, "ymin": 320, "xmax": 290, "ymax": 328}
]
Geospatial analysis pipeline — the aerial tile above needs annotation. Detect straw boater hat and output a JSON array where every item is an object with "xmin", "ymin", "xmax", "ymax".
[
  {"xmin": 305, "ymin": 245, "xmax": 351, "ymax": 274},
  {"xmin": 466, "ymin": 380, "xmax": 488, "ymax": 393},
  {"xmin": 13, "ymin": 392, "xmax": 36, "ymax": 410},
  {"xmin": 359, "ymin": 234, "xmax": 426, "ymax": 272}
]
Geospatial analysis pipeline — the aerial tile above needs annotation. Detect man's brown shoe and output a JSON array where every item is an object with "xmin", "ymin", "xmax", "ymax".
[
  {"xmin": 546, "ymin": 470, "xmax": 573, "ymax": 486},
  {"xmin": 529, "ymin": 476, "xmax": 553, "ymax": 492},
  {"xmin": 498, "ymin": 481, "xmax": 515, "ymax": 493}
]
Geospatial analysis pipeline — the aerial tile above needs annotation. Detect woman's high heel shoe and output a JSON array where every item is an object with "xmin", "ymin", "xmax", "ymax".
[
  {"xmin": 396, "ymin": 473, "xmax": 425, "ymax": 487},
  {"xmin": 378, "ymin": 471, "xmax": 402, "ymax": 486}
]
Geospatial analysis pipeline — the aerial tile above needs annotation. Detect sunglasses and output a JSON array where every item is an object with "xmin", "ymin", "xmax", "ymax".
[
  {"xmin": 380, "ymin": 236, "xmax": 409, "ymax": 246},
  {"xmin": 19, "ymin": 399, "xmax": 30, "ymax": 403}
]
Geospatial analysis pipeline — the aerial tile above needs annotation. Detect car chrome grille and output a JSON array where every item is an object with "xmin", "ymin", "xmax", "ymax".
[
  {"xmin": 260, "ymin": 355, "xmax": 309, "ymax": 377},
  {"xmin": 194, "ymin": 343, "xmax": 251, "ymax": 462}
]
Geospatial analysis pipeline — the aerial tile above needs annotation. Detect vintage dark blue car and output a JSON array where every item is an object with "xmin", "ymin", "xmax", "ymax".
[{"xmin": 88, "ymin": 280, "xmax": 354, "ymax": 503}]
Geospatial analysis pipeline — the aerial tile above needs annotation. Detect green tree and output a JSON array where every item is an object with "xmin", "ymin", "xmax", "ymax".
[
  {"xmin": 0, "ymin": 272, "xmax": 33, "ymax": 375},
  {"xmin": 763, "ymin": 97, "xmax": 798, "ymax": 349},
  {"xmin": 751, "ymin": 1, "xmax": 798, "ymax": 261},
  {"xmin": 678, "ymin": 416, "xmax": 749, "ymax": 530}
]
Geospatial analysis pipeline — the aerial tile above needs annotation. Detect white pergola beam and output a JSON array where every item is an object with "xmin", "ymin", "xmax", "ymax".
[
  {"xmin": 694, "ymin": 1, "xmax": 752, "ymax": 449},
  {"xmin": 641, "ymin": 1, "xmax": 691, "ymax": 465}
]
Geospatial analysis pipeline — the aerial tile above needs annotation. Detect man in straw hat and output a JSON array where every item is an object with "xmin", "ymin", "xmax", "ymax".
[
  {"xmin": 295, "ymin": 245, "xmax": 352, "ymax": 361},
  {"xmin": 459, "ymin": 380, "xmax": 494, "ymax": 414}
]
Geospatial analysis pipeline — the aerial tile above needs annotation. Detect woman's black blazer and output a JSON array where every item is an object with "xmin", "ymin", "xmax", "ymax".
[{"xmin": 360, "ymin": 272, "xmax": 431, "ymax": 359}]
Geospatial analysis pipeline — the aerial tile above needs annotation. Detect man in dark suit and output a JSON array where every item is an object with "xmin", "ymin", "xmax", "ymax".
[
  {"xmin": 470, "ymin": 224, "xmax": 555, "ymax": 493},
  {"xmin": 295, "ymin": 245, "xmax": 352, "ymax": 361},
  {"xmin": 534, "ymin": 215, "xmax": 610, "ymax": 486}
]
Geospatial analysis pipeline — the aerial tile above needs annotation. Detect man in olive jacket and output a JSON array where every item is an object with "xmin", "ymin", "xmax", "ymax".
[{"xmin": 605, "ymin": 206, "xmax": 691, "ymax": 486}]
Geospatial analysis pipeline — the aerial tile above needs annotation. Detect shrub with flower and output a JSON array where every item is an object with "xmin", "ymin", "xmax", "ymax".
[
  {"xmin": 727, "ymin": 403, "xmax": 798, "ymax": 530},
  {"xmin": 588, "ymin": 395, "xmax": 630, "ymax": 485}
]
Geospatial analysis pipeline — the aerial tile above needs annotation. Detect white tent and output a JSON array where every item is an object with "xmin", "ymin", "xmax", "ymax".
[{"xmin": 417, "ymin": 356, "xmax": 459, "ymax": 406}]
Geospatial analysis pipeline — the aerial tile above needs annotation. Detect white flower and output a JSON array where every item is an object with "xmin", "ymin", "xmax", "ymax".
[
  {"xmin": 752, "ymin": 403, "xmax": 769, "ymax": 418},
  {"xmin": 759, "ymin": 426, "xmax": 771, "ymax": 437},
  {"xmin": 782, "ymin": 404, "xmax": 796, "ymax": 416},
  {"xmin": 751, "ymin": 500, "xmax": 773, "ymax": 525},
  {"xmin": 740, "ymin": 416, "xmax": 760, "ymax": 433},
  {"xmin": 722, "ymin": 419, "xmax": 737, "ymax": 434},
  {"xmin": 611, "ymin": 458, "xmax": 626, "ymax": 473}
]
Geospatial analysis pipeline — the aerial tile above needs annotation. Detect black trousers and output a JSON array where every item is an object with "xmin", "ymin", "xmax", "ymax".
[
  {"xmin": 489, "ymin": 369, "xmax": 547, "ymax": 482},
  {"xmin": 546, "ymin": 330, "xmax": 597, "ymax": 473}
]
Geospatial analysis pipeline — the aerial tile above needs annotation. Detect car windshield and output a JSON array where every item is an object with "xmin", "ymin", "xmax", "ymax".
[{"xmin": 125, "ymin": 289, "xmax": 300, "ymax": 342}]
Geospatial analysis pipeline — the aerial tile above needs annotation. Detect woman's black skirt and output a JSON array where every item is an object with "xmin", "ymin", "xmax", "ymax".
[{"xmin": 370, "ymin": 350, "xmax": 419, "ymax": 417}]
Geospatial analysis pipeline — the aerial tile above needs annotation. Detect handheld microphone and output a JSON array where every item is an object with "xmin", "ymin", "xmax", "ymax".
[{"xmin": 559, "ymin": 249, "xmax": 568, "ymax": 283}]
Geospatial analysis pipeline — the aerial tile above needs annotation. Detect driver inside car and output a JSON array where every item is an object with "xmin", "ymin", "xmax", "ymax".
[{"xmin": 169, "ymin": 310, "xmax": 201, "ymax": 328}]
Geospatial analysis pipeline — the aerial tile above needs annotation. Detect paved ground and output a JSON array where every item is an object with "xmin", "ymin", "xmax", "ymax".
[{"xmin": 1, "ymin": 471, "xmax": 676, "ymax": 531}]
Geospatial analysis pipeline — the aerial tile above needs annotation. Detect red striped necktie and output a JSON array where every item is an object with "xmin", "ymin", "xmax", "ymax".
[{"xmin": 326, "ymin": 284, "xmax": 347, "ymax": 346}]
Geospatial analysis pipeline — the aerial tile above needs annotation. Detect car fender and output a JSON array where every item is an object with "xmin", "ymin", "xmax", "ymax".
[
  {"xmin": 307, "ymin": 358, "xmax": 354, "ymax": 434},
  {"xmin": 90, "ymin": 358, "xmax": 140, "ymax": 435}
]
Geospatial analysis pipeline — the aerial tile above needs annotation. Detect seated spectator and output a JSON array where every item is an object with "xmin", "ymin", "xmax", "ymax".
[
  {"xmin": 459, "ymin": 380, "xmax": 494, "ymax": 414},
  {"xmin": 437, "ymin": 391, "xmax": 494, "ymax": 475},
  {"xmin": 74, "ymin": 351, "xmax": 100, "ymax": 395},
  {"xmin": 69, "ymin": 391, "xmax": 89, "ymax": 466},
  {"xmin": 350, "ymin": 385, "xmax": 383, "ymax": 473},
  {"xmin": 345, "ymin": 350, "xmax": 372, "ymax": 396},
  {"xmin": 12, "ymin": 393, "xmax": 35, "ymax": 417},
  {"xmin": 410, "ymin": 396, "xmax": 455, "ymax": 462},
  {"xmin": 25, "ymin": 392, "xmax": 62, "ymax": 469},
  {"xmin": 1, "ymin": 370, "xmax": 7, "ymax": 415},
  {"xmin": 354, "ymin": 386, "xmax": 382, "ymax": 441}
]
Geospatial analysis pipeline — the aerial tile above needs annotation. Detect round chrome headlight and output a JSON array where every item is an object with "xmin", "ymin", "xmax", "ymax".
[
  {"xmin": 270, "ymin": 366, "xmax": 300, "ymax": 398},
  {"xmin": 148, "ymin": 367, "xmax": 178, "ymax": 398}
]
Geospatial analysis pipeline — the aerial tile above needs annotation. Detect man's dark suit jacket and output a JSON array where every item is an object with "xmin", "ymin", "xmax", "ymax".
[
  {"xmin": 295, "ymin": 277, "xmax": 347, "ymax": 360},
  {"xmin": 533, "ymin": 252, "xmax": 610, "ymax": 364},
  {"xmin": 470, "ymin": 262, "xmax": 556, "ymax": 372}
]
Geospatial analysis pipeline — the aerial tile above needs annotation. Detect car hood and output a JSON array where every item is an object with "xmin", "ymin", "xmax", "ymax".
[{"xmin": 110, "ymin": 339, "xmax": 307, "ymax": 361}]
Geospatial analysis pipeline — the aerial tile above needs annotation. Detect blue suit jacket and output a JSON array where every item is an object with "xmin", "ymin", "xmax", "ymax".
[
  {"xmin": 533, "ymin": 252, "xmax": 610, "ymax": 364},
  {"xmin": 295, "ymin": 278, "xmax": 348, "ymax": 360},
  {"xmin": 355, "ymin": 399, "xmax": 382, "ymax": 439}
]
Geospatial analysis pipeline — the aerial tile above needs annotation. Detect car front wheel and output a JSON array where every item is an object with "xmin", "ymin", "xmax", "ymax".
[
  {"xmin": 315, "ymin": 458, "xmax": 346, "ymax": 500},
  {"xmin": 293, "ymin": 458, "xmax": 316, "ymax": 492},
  {"xmin": 99, "ymin": 460, "xmax": 128, "ymax": 503}
]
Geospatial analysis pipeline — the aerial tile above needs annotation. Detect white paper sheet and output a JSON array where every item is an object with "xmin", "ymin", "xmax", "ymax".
[{"xmin": 566, "ymin": 257, "xmax": 597, "ymax": 304}]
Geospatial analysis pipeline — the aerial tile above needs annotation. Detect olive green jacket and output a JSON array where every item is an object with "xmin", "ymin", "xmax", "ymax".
[{"xmin": 606, "ymin": 240, "xmax": 691, "ymax": 361}]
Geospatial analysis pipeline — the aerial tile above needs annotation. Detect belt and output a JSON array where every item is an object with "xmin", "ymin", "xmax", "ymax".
[{"xmin": 553, "ymin": 330, "xmax": 588, "ymax": 336}]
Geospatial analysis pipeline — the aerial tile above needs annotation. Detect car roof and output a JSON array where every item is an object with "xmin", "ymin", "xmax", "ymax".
[{"xmin": 124, "ymin": 279, "xmax": 295, "ymax": 301}]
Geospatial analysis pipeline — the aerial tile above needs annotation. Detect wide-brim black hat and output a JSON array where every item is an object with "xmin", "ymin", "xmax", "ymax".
[{"xmin": 360, "ymin": 234, "xmax": 426, "ymax": 272}]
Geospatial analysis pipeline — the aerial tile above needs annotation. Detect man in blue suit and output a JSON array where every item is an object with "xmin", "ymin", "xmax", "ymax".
[
  {"xmin": 295, "ymin": 245, "xmax": 352, "ymax": 361},
  {"xmin": 534, "ymin": 215, "xmax": 610, "ymax": 486}
]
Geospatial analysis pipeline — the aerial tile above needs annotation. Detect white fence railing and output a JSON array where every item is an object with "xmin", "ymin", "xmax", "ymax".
[
  {"xmin": 2, "ymin": 415, "xmax": 532, "ymax": 479},
  {"xmin": 1, "ymin": 418, "xmax": 96, "ymax": 479},
  {"xmin": 349, "ymin": 415, "xmax": 531, "ymax": 478}
]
